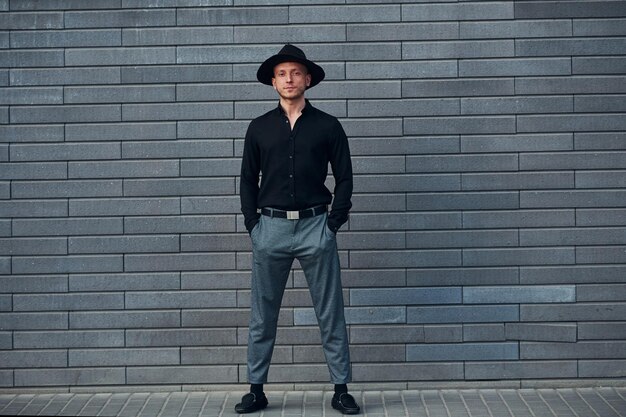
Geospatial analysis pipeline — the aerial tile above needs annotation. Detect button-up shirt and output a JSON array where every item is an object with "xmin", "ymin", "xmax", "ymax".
[{"xmin": 240, "ymin": 100, "xmax": 353, "ymax": 234}]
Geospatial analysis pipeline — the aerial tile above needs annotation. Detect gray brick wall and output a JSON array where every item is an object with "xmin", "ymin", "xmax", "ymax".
[{"xmin": 1, "ymin": 0, "xmax": 625, "ymax": 391}]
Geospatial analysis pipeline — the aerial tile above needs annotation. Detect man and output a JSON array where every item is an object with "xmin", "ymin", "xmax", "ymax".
[{"xmin": 237, "ymin": 44, "xmax": 360, "ymax": 415}]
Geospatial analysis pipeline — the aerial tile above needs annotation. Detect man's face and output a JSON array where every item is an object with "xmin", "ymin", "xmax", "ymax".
[{"xmin": 272, "ymin": 62, "xmax": 311, "ymax": 100}]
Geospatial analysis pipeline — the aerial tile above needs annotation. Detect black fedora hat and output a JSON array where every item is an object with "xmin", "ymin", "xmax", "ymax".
[{"xmin": 257, "ymin": 44, "xmax": 325, "ymax": 89}]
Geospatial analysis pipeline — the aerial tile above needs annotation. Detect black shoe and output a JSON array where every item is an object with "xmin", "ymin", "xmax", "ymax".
[
  {"xmin": 235, "ymin": 392, "xmax": 268, "ymax": 414},
  {"xmin": 331, "ymin": 392, "xmax": 360, "ymax": 415}
]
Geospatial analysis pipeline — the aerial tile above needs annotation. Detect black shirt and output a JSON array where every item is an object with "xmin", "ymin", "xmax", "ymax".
[{"xmin": 240, "ymin": 100, "xmax": 353, "ymax": 234}]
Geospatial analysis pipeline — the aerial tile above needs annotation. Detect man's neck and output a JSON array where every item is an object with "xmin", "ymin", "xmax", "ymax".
[{"xmin": 279, "ymin": 97, "xmax": 306, "ymax": 119}]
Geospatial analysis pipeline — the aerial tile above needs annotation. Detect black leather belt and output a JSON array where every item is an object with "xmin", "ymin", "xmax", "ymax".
[{"xmin": 261, "ymin": 205, "xmax": 327, "ymax": 220}]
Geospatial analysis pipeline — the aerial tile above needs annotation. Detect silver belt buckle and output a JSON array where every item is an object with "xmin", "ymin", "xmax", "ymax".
[{"xmin": 286, "ymin": 210, "xmax": 299, "ymax": 220}]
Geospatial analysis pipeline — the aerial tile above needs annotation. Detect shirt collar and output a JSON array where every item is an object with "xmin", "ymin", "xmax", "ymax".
[{"xmin": 276, "ymin": 99, "xmax": 312, "ymax": 116}]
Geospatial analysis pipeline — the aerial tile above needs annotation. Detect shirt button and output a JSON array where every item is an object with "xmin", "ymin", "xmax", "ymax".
[{"xmin": 289, "ymin": 174, "xmax": 293, "ymax": 178}]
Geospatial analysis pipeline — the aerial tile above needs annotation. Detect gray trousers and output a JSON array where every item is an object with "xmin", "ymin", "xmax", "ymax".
[{"xmin": 247, "ymin": 211, "xmax": 351, "ymax": 384}]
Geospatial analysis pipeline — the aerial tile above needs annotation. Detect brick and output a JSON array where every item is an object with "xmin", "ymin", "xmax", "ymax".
[
  {"xmin": 521, "ymin": 227, "xmax": 626, "ymax": 247},
  {"xmin": 12, "ymin": 29, "xmax": 120, "ymax": 48},
  {"xmin": 0, "ymin": 107, "xmax": 7, "ymax": 124},
  {"xmin": 577, "ymin": 246, "xmax": 626, "ymax": 264},
  {"xmin": 178, "ymin": 121, "xmax": 249, "ymax": 139},
  {"xmin": 1, "ymin": 162, "xmax": 66, "ymax": 180},
  {"xmin": 464, "ymin": 324, "xmax": 505, "ymax": 342},
  {"xmin": 521, "ymin": 190, "xmax": 626, "ymax": 208},
  {"xmin": 505, "ymin": 323, "xmax": 577, "ymax": 342},
  {"xmin": 579, "ymin": 360, "xmax": 626, "ymax": 378},
  {"xmin": 465, "ymin": 286, "xmax": 575, "ymax": 304},
  {"xmin": 350, "ymin": 325, "xmax": 424, "ymax": 344},
  {"xmin": 290, "ymin": 5, "xmax": 399, "ymax": 23},
  {"xmin": 521, "ymin": 341, "xmax": 626, "ymax": 360},
  {"xmin": 577, "ymin": 132, "xmax": 626, "ymax": 151},
  {"xmin": 125, "ymin": 215, "xmax": 235, "ymax": 235},
  {"xmin": 349, "ymin": 98, "xmax": 457, "ymax": 118},
  {"xmin": 13, "ymin": 217, "xmax": 122, "ymax": 237},
  {"xmin": 350, "ymin": 136, "xmax": 459, "ymax": 156},
  {"xmin": 0, "ymin": 346, "xmax": 55, "ymax": 367},
  {"xmin": 521, "ymin": 302, "xmax": 626, "ymax": 322},
  {"xmin": 70, "ymin": 198, "xmax": 179, "ymax": 217},
  {"xmin": 0, "ymin": 332, "xmax": 10, "ymax": 349},
  {"xmin": 14, "ymin": 330, "xmax": 124, "ymax": 349},
  {"xmin": 121, "ymin": 64, "xmax": 232, "ymax": 84},
  {"xmin": 461, "ymin": 58, "xmax": 571, "ymax": 78},
  {"xmin": 69, "ymin": 235, "xmax": 178, "ymax": 254},
  {"xmin": 177, "ymin": 44, "xmax": 277, "ymax": 65},
  {"xmin": 12, "ymin": 180, "xmax": 121, "ymax": 199},
  {"xmin": 574, "ymin": 18, "xmax": 626, "ymax": 36},
  {"xmin": 404, "ymin": 79, "xmax": 514, "ymax": 98},
  {"xmin": 123, "ymin": 27, "xmax": 232, "ymax": 47},
  {"xmin": 355, "ymin": 174, "xmax": 457, "ymax": 193},
  {"xmin": 335, "ymin": 231, "xmax": 404, "ymax": 250},
  {"xmin": 462, "ymin": 96, "xmax": 572, "ymax": 114},
  {"xmin": 424, "ymin": 325, "xmax": 463, "ymax": 343},
  {"xmin": 66, "ymin": 122, "xmax": 176, "ymax": 142},
  {"xmin": 295, "ymin": 344, "xmax": 404, "ymax": 363},
  {"xmin": 13, "ymin": 293, "xmax": 124, "ymax": 312},
  {"xmin": 181, "ymin": 346, "xmax": 291, "ymax": 365},
  {"xmin": 0, "ymin": 124, "xmax": 64, "ymax": 142},
  {"xmin": 70, "ymin": 272, "xmax": 179, "ymax": 292},
  {"xmin": 181, "ymin": 233, "xmax": 249, "ymax": 252},
  {"xmin": 0, "ymin": 86, "xmax": 62, "ymax": 105},
  {"xmin": 408, "ymin": 305, "xmax": 519, "ymax": 324},
  {"xmin": 353, "ymin": 363, "xmax": 463, "ymax": 382},
  {"xmin": 518, "ymin": 37, "xmax": 626, "ymax": 57},
  {"xmin": 70, "ymin": 347, "xmax": 180, "ymax": 367},
  {"xmin": 65, "ymin": 9, "xmax": 174, "ymax": 28},
  {"xmin": 0, "ymin": 50, "xmax": 64, "ymax": 68},
  {"xmin": 178, "ymin": 7, "xmax": 286, "ymax": 25},
  {"xmin": 350, "ymin": 287, "xmax": 461, "ymax": 306},
  {"xmin": 0, "ymin": 200, "xmax": 67, "ymax": 217},
  {"xmin": 408, "ymin": 192, "xmax": 519, "ymax": 211},
  {"xmin": 123, "ymin": 140, "xmax": 232, "ymax": 159},
  {"xmin": 126, "ymin": 329, "xmax": 235, "ymax": 347},
  {"xmin": 577, "ymin": 209, "xmax": 626, "ymax": 226},
  {"xmin": 124, "ymin": 253, "xmax": 235, "ymax": 272},
  {"xmin": 180, "ymin": 158, "xmax": 240, "ymax": 177},
  {"xmin": 182, "ymin": 309, "xmax": 291, "ymax": 327},
  {"xmin": 515, "ymin": 1, "xmax": 626, "ymax": 18},
  {"xmin": 11, "ymin": 0, "xmax": 120, "ymax": 10},
  {"xmin": 11, "ymin": 143, "xmax": 121, "ymax": 162},
  {"xmin": 405, "ymin": 116, "xmax": 515, "ymax": 135},
  {"xmin": 0, "ymin": 295, "xmax": 10, "ymax": 311},
  {"xmin": 350, "ymin": 249, "xmax": 461, "ymax": 268},
  {"xmin": 403, "ymin": 40, "xmax": 514, "ymax": 59},
  {"xmin": 0, "ymin": 11, "xmax": 63, "ymax": 29},
  {"xmin": 463, "ymin": 172, "xmax": 573, "ymax": 191},
  {"xmin": 461, "ymin": 133, "xmax": 573, "ymax": 153},
  {"xmin": 407, "ymin": 230, "xmax": 518, "ymax": 249},
  {"xmin": 576, "ymin": 95, "xmax": 626, "ymax": 113},
  {"xmin": 70, "ymin": 310, "xmax": 180, "ymax": 329},
  {"xmin": 0, "ymin": 275, "xmax": 67, "ymax": 293},
  {"xmin": 578, "ymin": 322, "xmax": 626, "ymax": 340},
  {"xmin": 181, "ymin": 196, "xmax": 240, "ymax": 214},
  {"xmin": 407, "ymin": 342, "xmax": 518, "ymax": 362},
  {"xmin": 465, "ymin": 248, "xmax": 575, "ymax": 267},
  {"xmin": 0, "ymin": 32, "xmax": 6, "ymax": 48},
  {"xmin": 573, "ymin": 56, "xmax": 626, "ymax": 74},
  {"xmin": 460, "ymin": 19, "xmax": 572, "ymax": 39},
  {"xmin": 126, "ymin": 290, "xmax": 236, "ymax": 309},
  {"xmin": 294, "ymin": 306, "xmax": 405, "ymax": 326},
  {"xmin": 341, "ymin": 118, "xmax": 403, "ymax": 136},
  {"xmin": 408, "ymin": 154, "xmax": 518, "ymax": 173},
  {"xmin": 12, "ymin": 255, "xmax": 123, "ymax": 274},
  {"xmin": 521, "ymin": 151, "xmax": 626, "ymax": 170},
  {"xmin": 11, "ymin": 105, "xmax": 120, "ymax": 124},
  {"xmin": 0, "ymin": 312, "xmax": 67, "ymax": 330},
  {"xmin": 463, "ymin": 210, "xmax": 575, "ymax": 229},
  {"xmin": 66, "ymin": 47, "xmax": 176, "ymax": 66},
  {"xmin": 177, "ymin": 82, "xmax": 270, "ymax": 101},
  {"xmin": 466, "ymin": 360, "xmax": 577, "ymax": 380},
  {"xmin": 69, "ymin": 160, "xmax": 178, "ymax": 179},
  {"xmin": 123, "ymin": 102, "xmax": 232, "ymax": 121},
  {"xmin": 0, "ymin": 237, "xmax": 66, "ymax": 255},
  {"xmin": 521, "ymin": 265, "xmax": 626, "ymax": 284},
  {"xmin": 0, "ymin": 257, "xmax": 8, "ymax": 274},
  {"xmin": 235, "ymin": 24, "xmax": 345, "ymax": 43},
  {"xmin": 517, "ymin": 76, "xmax": 626, "ymax": 95},
  {"xmin": 66, "ymin": 85, "xmax": 175, "ymax": 104},
  {"xmin": 14, "ymin": 368, "xmax": 125, "ymax": 387},
  {"xmin": 408, "ymin": 268, "xmax": 518, "ymax": 287},
  {"xmin": 348, "ymin": 22, "xmax": 456, "ymax": 42},
  {"xmin": 297, "ymin": 268, "xmax": 405, "ymax": 289},
  {"xmin": 403, "ymin": 2, "xmax": 512, "ymax": 21},
  {"xmin": 125, "ymin": 179, "xmax": 233, "ymax": 198}
]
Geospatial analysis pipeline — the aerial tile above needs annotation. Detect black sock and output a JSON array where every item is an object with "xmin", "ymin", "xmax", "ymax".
[
  {"xmin": 250, "ymin": 383, "xmax": 263, "ymax": 395},
  {"xmin": 334, "ymin": 384, "xmax": 348, "ymax": 395}
]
